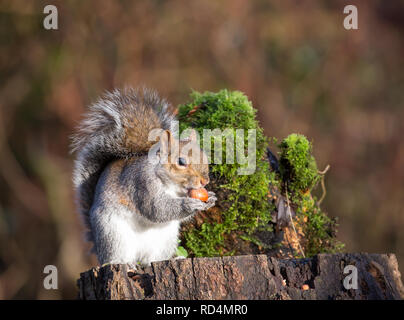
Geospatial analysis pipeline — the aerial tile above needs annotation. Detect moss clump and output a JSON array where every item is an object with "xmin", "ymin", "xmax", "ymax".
[
  {"xmin": 278, "ymin": 134, "xmax": 320, "ymax": 193},
  {"xmin": 178, "ymin": 89, "xmax": 276, "ymax": 257},
  {"xmin": 178, "ymin": 90, "xmax": 343, "ymax": 258},
  {"xmin": 277, "ymin": 134, "xmax": 344, "ymax": 256}
]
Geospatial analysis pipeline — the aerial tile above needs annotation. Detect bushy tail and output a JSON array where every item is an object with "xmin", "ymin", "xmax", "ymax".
[{"xmin": 71, "ymin": 87, "xmax": 175, "ymax": 242}]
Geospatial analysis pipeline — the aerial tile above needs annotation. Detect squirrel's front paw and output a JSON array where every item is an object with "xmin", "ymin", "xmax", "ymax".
[
  {"xmin": 183, "ymin": 192, "xmax": 217, "ymax": 212},
  {"xmin": 205, "ymin": 192, "xmax": 217, "ymax": 209},
  {"xmin": 183, "ymin": 197, "xmax": 207, "ymax": 212}
]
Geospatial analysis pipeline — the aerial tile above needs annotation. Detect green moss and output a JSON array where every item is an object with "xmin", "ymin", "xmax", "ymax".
[
  {"xmin": 277, "ymin": 134, "xmax": 344, "ymax": 256},
  {"xmin": 294, "ymin": 192, "xmax": 345, "ymax": 257},
  {"xmin": 178, "ymin": 89, "xmax": 343, "ymax": 258},
  {"xmin": 278, "ymin": 133, "xmax": 320, "ymax": 193},
  {"xmin": 178, "ymin": 89, "xmax": 276, "ymax": 257}
]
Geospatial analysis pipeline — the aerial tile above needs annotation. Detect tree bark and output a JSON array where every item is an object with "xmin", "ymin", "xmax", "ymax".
[{"xmin": 77, "ymin": 253, "xmax": 404, "ymax": 300}]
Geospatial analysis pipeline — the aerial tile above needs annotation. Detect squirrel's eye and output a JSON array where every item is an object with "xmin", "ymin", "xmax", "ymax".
[{"xmin": 178, "ymin": 157, "xmax": 187, "ymax": 166}]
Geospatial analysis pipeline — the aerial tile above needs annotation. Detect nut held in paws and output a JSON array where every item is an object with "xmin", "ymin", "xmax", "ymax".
[{"xmin": 188, "ymin": 188, "xmax": 209, "ymax": 202}]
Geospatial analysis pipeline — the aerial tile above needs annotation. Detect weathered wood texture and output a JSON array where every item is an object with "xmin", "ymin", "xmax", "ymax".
[{"xmin": 77, "ymin": 253, "xmax": 404, "ymax": 300}]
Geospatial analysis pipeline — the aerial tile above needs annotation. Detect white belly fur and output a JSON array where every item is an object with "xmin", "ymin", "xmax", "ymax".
[{"xmin": 102, "ymin": 205, "xmax": 180, "ymax": 265}]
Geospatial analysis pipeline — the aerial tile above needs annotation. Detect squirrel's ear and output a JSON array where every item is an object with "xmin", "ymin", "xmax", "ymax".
[
  {"xmin": 189, "ymin": 129, "xmax": 197, "ymax": 142},
  {"xmin": 160, "ymin": 130, "xmax": 172, "ymax": 155}
]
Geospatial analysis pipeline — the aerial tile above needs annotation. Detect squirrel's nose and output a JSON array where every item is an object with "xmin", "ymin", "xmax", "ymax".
[{"xmin": 200, "ymin": 178, "xmax": 209, "ymax": 187}]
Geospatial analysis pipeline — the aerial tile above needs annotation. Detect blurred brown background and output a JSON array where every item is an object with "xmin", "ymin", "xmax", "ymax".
[{"xmin": 0, "ymin": 0, "xmax": 403, "ymax": 299}]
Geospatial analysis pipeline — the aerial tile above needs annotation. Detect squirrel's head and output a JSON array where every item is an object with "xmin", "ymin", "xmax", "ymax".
[{"xmin": 158, "ymin": 129, "xmax": 209, "ymax": 195}]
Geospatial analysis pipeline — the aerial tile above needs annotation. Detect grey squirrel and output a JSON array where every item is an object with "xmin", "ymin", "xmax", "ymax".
[{"xmin": 71, "ymin": 87, "xmax": 216, "ymax": 266}]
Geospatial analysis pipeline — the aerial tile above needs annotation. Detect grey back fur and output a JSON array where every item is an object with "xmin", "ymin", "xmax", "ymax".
[{"xmin": 71, "ymin": 87, "xmax": 174, "ymax": 242}]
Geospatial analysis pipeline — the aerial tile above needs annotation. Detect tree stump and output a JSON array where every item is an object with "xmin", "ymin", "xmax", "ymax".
[{"xmin": 77, "ymin": 253, "xmax": 404, "ymax": 300}]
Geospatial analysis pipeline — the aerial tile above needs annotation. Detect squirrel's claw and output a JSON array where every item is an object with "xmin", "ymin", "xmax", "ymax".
[{"xmin": 205, "ymin": 192, "xmax": 217, "ymax": 209}]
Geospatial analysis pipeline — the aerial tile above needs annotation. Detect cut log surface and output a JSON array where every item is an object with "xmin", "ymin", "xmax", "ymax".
[{"xmin": 77, "ymin": 253, "xmax": 404, "ymax": 300}]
